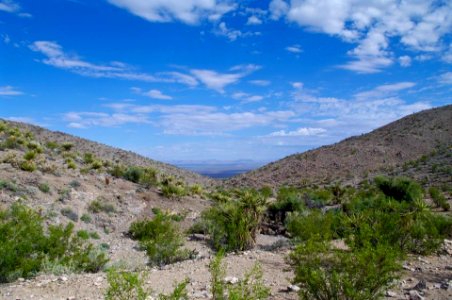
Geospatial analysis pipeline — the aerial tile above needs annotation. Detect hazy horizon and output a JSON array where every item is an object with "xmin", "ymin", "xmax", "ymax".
[{"xmin": 1, "ymin": 0, "xmax": 451, "ymax": 162}]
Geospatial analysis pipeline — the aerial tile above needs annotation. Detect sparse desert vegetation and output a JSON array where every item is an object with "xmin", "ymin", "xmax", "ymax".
[{"xmin": 0, "ymin": 106, "xmax": 451, "ymax": 299}]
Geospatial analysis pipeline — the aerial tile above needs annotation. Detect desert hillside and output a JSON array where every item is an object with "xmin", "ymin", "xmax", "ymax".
[
  {"xmin": 4, "ymin": 120, "xmax": 213, "ymax": 186},
  {"xmin": 227, "ymin": 105, "xmax": 452, "ymax": 189}
]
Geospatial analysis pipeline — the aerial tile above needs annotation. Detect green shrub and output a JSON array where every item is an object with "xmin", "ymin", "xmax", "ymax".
[
  {"xmin": 69, "ymin": 180, "xmax": 81, "ymax": 189},
  {"xmin": 429, "ymin": 187, "xmax": 450, "ymax": 211},
  {"xmin": 91, "ymin": 160, "xmax": 103, "ymax": 170},
  {"xmin": 83, "ymin": 153, "xmax": 94, "ymax": 164},
  {"xmin": 66, "ymin": 159, "xmax": 77, "ymax": 170},
  {"xmin": 109, "ymin": 164, "xmax": 126, "ymax": 178},
  {"xmin": 19, "ymin": 160, "xmax": 36, "ymax": 172},
  {"xmin": 45, "ymin": 141, "xmax": 59, "ymax": 150},
  {"xmin": 23, "ymin": 150, "xmax": 37, "ymax": 161},
  {"xmin": 286, "ymin": 210, "xmax": 339, "ymax": 242},
  {"xmin": 88, "ymin": 199, "xmax": 116, "ymax": 214},
  {"xmin": 105, "ymin": 268, "xmax": 149, "ymax": 300},
  {"xmin": 189, "ymin": 184, "xmax": 204, "ymax": 196},
  {"xmin": 374, "ymin": 176, "xmax": 423, "ymax": 202},
  {"xmin": 26, "ymin": 141, "xmax": 42, "ymax": 153},
  {"xmin": 202, "ymin": 191, "xmax": 267, "ymax": 252},
  {"xmin": 77, "ymin": 230, "xmax": 90, "ymax": 240},
  {"xmin": 61, "ymin": 207, "xmax": 79, "ymax": 222},
  {"xmin": 0, "ymin": 204, "xmax": 108, "ymax": 283},
  {"xmin": 0, "ymin": 180, "xmax": 18, "ymax": 192},
  {"xmin": 209, "ymin": 252, "xmax": 270, "ymax": 300},
  {"xmin": 38, "ymin": 183, "xmax": 50, "ymax": 193},
  {"xmin": 81, "ymin": 213, "xmax": 92, "ymax": 223},
  {"xmin": 61, "ymin": 142, "xmax": 73, "ymax": 151},
  {"xmin": 129, "ymin": 212, "xmax": 191, "ymax": 267},
  {"xmin": 289, "ymin": 240, "xmax": 400, "ymax": 300},
  {"xmin": 139, "ymin": 167, "xmax": 158, "ymax": 188},
  {"xmin": 161, "ymin": 183, "xmax": 187, "ymax": 198},
  {"xmin": 90, "ymin": 231, "xmax": 100, "ymax": 239},
  {"xmin": 343, "ymin": 195, "xmax": 452, "ymax": 255},
  {"xmin": 124, "ymin": 166, "xmax": 143, "ymax": 183},
  {"xmin": 268, "ymin": 187, "xmax": 304, "ymax": 224},
  {"xmin": 105, "ymin": 268, "xmax": 189, "ymax": 300}
]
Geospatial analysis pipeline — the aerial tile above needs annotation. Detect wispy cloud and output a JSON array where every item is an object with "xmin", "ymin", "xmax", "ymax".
[
  {"xmin": 232, "ymin": 92, "xmax": 263, "ymax": 103},
  {"xmin": 0, "ymin": 0, "xmax": 30, "ymax": 16},
  {"xmin": 0, "ymin": 85, "xmax": 23, "ymax": 96},
  {"xmin": 107, "ymin": 0, "xmax": 236, "ymax": 25},
  {"xmin": 354, "ymin": 82, "xmax": 416, "ymax": 100},
  {"xmin": 190, "ymin": 64, "xmax": 261, "ymax": 93},
  {"xmin": 286, "ymin": 45, "xmax": 302, "ymax": 54},
  {"xmin": 65, "ymin": 102, "xmax": 295, "ymax": 136},
  {"xmin": 249, "ymin": 80, "xmax": 271, "ymax": 86},
  {"xmin": 438, "ymin": 72, "xmax": 452, "ymax": 85},
  {"xmin": 131, "ymin": 87, "xmax": 172, "ymax": 100},
  {"xmin": 268, "ymin": 127, "xmax": 326, "ymax": 137},
  {"xmin": 64, "ymin": 111, "xmax": 151, "ymax": 129}
]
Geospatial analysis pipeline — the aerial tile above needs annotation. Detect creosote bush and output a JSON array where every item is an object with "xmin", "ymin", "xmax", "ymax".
[
  {"xmin": 374, "ymin": 176, "xmax": 423, "ymax": 202},
  {"xmin": 200, "ymin": 190, "xmax": 267, "ymax": 252},
  {"xmin": 288, "ymin": 240, "xmax": 400, "ymax": 300},
  {"xmin": 88, "ymin": 198, "xmax": 116, "ymax": 214},
  {"xmin": 0, "ymin": 204, "xmax": 108, "ymax": 283},
  {"xmin": 129, "ymin": 211, "xmax": 191, "ymax": 267}
]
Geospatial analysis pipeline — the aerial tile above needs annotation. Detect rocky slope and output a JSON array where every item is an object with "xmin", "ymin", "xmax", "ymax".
[
  {"xmin": 4, "ymin": 120, "xmax": 213, "ymax": 186},
  {"xmin": 227, "ymin": 105, "xmax": 452, "ymax": 189}
]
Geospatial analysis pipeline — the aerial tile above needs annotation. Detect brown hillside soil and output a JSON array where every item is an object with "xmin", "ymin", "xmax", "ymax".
[{"xmin": 226, "ymin": 105, "xmax": 452, "ymax": 189}]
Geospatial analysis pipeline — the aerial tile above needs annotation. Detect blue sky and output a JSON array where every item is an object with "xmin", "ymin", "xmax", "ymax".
[{"xmin": 1, "ymin": 0, "xmax": 451, "ymax": 163}]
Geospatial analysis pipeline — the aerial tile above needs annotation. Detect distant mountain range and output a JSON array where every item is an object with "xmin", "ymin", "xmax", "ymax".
[{"xmin": 171, "ymin": 160, "xmax": 268, "ymax": 179}]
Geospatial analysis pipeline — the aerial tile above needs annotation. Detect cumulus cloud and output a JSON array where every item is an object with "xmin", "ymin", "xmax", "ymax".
[
  {"xmin": 272, "ymin": 0, "xmax": 452, "ymax": 73},
  {"xmin": 246, "ymin": 15, "xmax": 262, "ymax": 25},
  {"xmin": 0, "ymin": 85, "xmax": 23, "ymax": 96},
  {"xmin": 108, "ymin": 0, "xmax": 235, "ymax": 24}
]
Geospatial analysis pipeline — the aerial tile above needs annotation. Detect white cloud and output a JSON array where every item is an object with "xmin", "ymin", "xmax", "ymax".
[
  {"xmin": 144, "ymin": 89, "xmax": 172, "ymax": 100},
  {"xmin": 398, "ymin": 55, "xmax": 412, "ymax": 67},
  {"xmin": 2, "ymin": 34, "xmax": 10, "ymax": 44},
  {"xmin": 290, "ymin": 83, "xmax": 430, "ymax": 138},
  {"xmin": 0, "ymin": 0, "xmax": 31, "ymax": 17},
  {"xmin": 30, "ymin": 41, "xmax": 202, "ymax": 87},
  {"xmin": 268, "ymin": 127, "xmax": 326, "ymax": 137},
  {"xmin": 132, "ymin": 87, "xmax": 172, "ymax": 100},
  {"xmin": 246, "ymin": 15, "xmax": 262, "ymax": 25},
  {"xmin": 438, "ymin": 72, "xmax": 452, "ymax": 85},
  {"xmin": 354, "ymin": 82, "xmax": 416, "ymax": 100},
  {"xmin": 64, "ymin": 111, "xmax": 151, "ymax": 128},
  {"xmin": 65, "ymin": 103, "xmax": 295, "ymax": 135},
  {"xmin": 249, "ymin": 80, "xmax": 270, "ymax": 86},
  {"xmin": 274, "ymin": 0, "xmax": 452, "ymax": 73},
  {"xmin": 0, "ymin": 85, "xmax": 23, "ymax": 96},
  {"xmin": 269, "ymin": 0, "xmax": 289, "ymax": 20},
  {"xmin": 443, "ymin": 44, "xmax": 452, "ymax": 64},
  {"xmin": 108, "ymin": 0, "xmax": 235, "ymax": 25},
  {"xmin": 232, "ymin": 92, "xmax": 263, "ymax": 103},
  {"xmin": 286, "ymin": 45, "xmax": 302, "ymax": 53},
  {"xmin": 0, "ymin": 0, "xmax": 19, "ymax": 13},
  {"xmin": 190, "ymin": 64, "xmax": 260, "ymax": 92}
]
